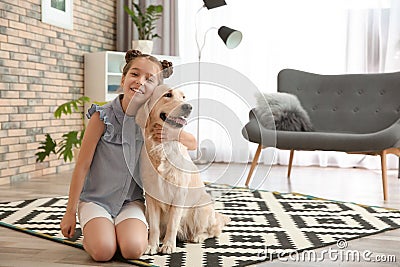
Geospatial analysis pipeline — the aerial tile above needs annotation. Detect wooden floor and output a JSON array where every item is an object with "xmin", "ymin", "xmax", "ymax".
[{"xmin": 0, "ymin": 163, "xmax": 399, "ymax": 266}]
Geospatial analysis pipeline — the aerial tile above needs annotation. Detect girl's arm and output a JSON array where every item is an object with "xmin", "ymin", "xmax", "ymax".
[
  {"xmin": 178, "ymin": 130, "xmax": 197, "ymax": 151},
  {"xmin": 60, "ymin": 112, "xmax": 104, "ymax": 238}
]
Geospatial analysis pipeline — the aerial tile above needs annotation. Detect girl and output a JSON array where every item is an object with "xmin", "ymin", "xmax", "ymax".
[{"xmin": 60, "ymin": 50, "xmax": 196, "ymax": 261}]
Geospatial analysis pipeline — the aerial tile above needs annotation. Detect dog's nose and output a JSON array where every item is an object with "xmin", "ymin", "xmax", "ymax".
[{"xmin": 181, "ymin": 104, "xmax": 192, "ymax": 112}]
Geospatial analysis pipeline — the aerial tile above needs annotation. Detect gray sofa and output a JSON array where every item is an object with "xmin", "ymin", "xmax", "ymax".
[{"xmin": 242, "ymin": 69, "xmax": 400, "ymax": 200}]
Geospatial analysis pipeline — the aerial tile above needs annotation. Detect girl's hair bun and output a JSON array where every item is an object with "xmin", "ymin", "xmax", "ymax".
[
  {"xmin": 125, "ymin": 49, "xmax": 143, "ymax": 64},
  {"xmin": 160, "ymin": 60, "xmax": 173, "ymax": 78},
  {"xmin": 123, "ymin": 50, "xmax": 173, "ymax": 79}
]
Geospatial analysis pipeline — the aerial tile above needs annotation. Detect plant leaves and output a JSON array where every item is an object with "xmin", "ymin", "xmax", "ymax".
[
  {"xmin": 57, "ymin": 131, "xmax": 83, "ymax": 162},
  {"xmin": 54, "ymin": 96, "xmax": 91, "ymax": 119},
  {"xmin": 35, "ymin": 134, "xmax": 57, "ymax": 162},
  {"xmin": 93, "ymin": 101, "xmax": 108, "ymax": 106},
  {"xmin": 124, "ymin": 3, "xmax": 163, "ymax": 40},
  {"xmin": 37, "ymin": 96, "xmax": 93, "ymax": 162}
]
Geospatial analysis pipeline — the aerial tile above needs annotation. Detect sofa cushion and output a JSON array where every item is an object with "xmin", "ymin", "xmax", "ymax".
[{"xmin": 254, "ymin": 92, "xmax": 313, "ymax": 131}]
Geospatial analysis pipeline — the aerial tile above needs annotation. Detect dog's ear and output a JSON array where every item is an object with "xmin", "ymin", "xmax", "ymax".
[{"xmin": 135, "ymin": 99, "xmax": 150, "ymax": 129}]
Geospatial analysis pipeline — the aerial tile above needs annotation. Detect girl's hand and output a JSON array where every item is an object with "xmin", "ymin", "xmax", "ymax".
[
  {"xmin": 60, "ymin": 211, "xmax": 77, "ymax": 239},
  {"xmin": 153, "ymin": 123, "xmax": 180, "ymax": 143},
  {"xmin": 153, "ymin": 124, "xmax": 197, "ymax": 150}
]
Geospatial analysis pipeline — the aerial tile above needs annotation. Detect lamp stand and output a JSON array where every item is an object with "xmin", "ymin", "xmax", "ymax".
[
  {"xmin": 192, "ymin": 3, "xmax": 242, "ymax": 165},
  {"xmin": 192, "ymin": 43, "xmax": 209, "ymax": 165},
  {"xmin": 192, "ymin": 5, "xmax": 211, "ymax": 165}
]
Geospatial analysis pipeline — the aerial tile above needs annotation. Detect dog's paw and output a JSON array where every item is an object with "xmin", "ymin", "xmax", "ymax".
[
  {"xmin": 192, "ymin": 233, "xmax": 208, "ymax": 243},
  {"xmin": 145, "ymin": 244, "xmax": 159, "ymax": 255},
  {"xmin": 159, "ymin": 241, "xmax": 176, "ymax": 254}
]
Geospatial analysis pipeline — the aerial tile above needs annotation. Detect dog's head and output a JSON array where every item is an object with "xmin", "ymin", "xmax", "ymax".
[{"xmin": 136, "ymin": 84, "xmax": 192, "ymax": 130}]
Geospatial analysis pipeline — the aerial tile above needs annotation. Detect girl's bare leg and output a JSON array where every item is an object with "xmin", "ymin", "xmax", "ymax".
[
  {"xmin": 116, "ymin": 218, "xmax": 148, "ymax": 259},
  {"xmin": 82, "ymin": 217, "xmax": 117, "ymax": 262}
]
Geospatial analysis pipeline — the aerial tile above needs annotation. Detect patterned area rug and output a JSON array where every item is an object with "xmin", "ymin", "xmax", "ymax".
[{"xmin": 1, "ymin": 184, "xmax": 400, "ymax": 267}]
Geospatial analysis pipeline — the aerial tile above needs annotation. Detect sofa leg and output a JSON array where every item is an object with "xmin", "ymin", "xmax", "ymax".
[
  {"xmin": 246, "ymin": 144, "xmax": 263, "ymax": 187},
  {"xmin": 287, "ymin": 150, "xmax": 295, "ymax": 178},
  {"xmin": 380, "ymin": 150, "xmax": 388, "ymax": 201}
]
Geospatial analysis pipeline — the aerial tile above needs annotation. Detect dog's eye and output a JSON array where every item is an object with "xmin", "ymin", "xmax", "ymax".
[{"xmin": 163, "ymin": 92, "xmax": 173, "ymax": 98}]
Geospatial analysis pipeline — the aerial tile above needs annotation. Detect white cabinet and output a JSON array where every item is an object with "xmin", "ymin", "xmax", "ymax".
[{"xmin": 84, "ymin": 51, "xmax": 180, "ymax": 112}]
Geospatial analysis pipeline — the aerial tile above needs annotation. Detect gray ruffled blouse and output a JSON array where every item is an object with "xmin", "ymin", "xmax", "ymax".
[{"xmin": 80, "ymin": 94, "xmax": 144, "ymax": 217}]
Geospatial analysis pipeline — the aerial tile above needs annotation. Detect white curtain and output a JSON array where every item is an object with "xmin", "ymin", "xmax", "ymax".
[
  {"xmin": 383, "ymin": 0, "xmax": 400, "ymax": 71},
  {"xmin": 345, "ymin": 0, "xmax": 392, "ymax": 73},
  {"xmin": 177, "ymin": 0, "xmax": 399, "ymax": 170}
]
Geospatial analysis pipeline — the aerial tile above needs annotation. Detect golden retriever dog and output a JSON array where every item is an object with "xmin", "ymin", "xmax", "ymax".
[{"xmin": 135, "ymin": 84, "xmax": 230, "ymax": 255}]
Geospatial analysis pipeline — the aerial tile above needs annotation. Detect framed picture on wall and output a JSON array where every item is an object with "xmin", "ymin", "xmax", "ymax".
[{"xmin": 41, "ymin": 0, "xmax": 73, "ymax": 30}]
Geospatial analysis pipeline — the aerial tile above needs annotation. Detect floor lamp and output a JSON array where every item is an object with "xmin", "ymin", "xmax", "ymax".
[{"xmin": 193, "ymin": 0, "xmax": 243, "ymax": 164}]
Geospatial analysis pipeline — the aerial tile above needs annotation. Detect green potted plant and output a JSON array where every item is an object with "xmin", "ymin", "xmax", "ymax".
[
  {"xmin": 36, "ymin": 96, "xmax": 96, "ymax": 163},
  {"xmin": 124, "ymin": 2, "xmax": 163, "ymax": 54}
]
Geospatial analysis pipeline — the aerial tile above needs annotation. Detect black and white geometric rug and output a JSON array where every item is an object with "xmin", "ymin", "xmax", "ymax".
[{"xmin": 1, "ymin": 184, "xmax": 400, "ymax": 267}]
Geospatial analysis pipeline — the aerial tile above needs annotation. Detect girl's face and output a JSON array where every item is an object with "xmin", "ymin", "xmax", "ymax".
[{"xmin": 121, "ymin": 57, "xmax": 161, "ymax": 102}]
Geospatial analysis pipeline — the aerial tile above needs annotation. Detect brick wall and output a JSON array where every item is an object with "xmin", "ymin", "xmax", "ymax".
[{"xmin": 0, "ymin": 0, "xmax": 116, "ymax": 184}]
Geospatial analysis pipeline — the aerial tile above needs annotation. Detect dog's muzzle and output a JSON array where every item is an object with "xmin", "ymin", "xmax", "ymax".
[{"xmin": 160, "ymin": 104, "xmax": 192, "ymax": 128}]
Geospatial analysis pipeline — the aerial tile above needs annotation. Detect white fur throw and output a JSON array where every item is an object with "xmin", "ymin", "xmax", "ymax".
[{"xmin": 254, "ymin": 92, "xmax": 314, "ymax": 131}]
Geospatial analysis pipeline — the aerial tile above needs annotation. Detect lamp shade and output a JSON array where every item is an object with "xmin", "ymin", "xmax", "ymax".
[
  {"xmin": 218, "ymin": 26, "xmax": 242, "ymax": 49},
  {"xmin": 203, "ymin": 0, "xmax": 227, "ymax": 9}
]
